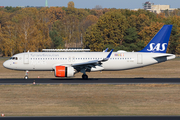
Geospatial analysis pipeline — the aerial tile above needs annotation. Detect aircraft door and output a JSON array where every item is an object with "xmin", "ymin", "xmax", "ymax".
[
  {"xmin": 137, "ymin": 54, "xmax": 143, "ymax": 64},
  {"xmin": 24, "ymin": 54, "xmax": 29, "ymax": 64}
]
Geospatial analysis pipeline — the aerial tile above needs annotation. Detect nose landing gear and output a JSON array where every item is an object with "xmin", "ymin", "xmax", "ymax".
[{"xmin": 24, "ymin": 70, "xmax": 29, "ymax": 79}]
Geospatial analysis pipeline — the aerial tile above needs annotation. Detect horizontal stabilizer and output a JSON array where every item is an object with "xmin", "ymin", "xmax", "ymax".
[{"xmin": 152, "ymin": 54, "xmax": 173, "ymax": 58}]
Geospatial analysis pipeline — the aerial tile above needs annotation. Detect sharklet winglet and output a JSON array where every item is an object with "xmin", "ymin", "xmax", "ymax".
[
  {"xmin": 104, "ymin": 48, "xmax": 109, "ymax": 52},
  {"xmin": 102, "ymin": 49, "xmax": 114, "ymax": 61}
]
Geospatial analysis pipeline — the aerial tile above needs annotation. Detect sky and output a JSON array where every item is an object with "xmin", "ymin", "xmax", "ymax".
[{"xmin": 0, "ymin": 0, "xmax": 179, "ymax": 9}]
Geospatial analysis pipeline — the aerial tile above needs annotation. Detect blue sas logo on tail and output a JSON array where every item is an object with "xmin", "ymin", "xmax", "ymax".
[
  {"xmin": 147, "ymin": 43, "xmax": 167, "ymax": 52},
  {"xmin": 139, "ymin": 25, "xmax": 173, "ymax": 53}
]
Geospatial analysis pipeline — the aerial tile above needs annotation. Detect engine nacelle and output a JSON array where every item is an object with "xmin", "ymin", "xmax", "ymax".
[{"xmin": 54, "ymin": 66, "xmax": 75, "ymax": 77}]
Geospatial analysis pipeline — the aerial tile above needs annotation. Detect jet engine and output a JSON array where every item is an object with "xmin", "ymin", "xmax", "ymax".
[{"xmin": 54, "ymin": 66, "xmax": 75, "ymax": 77}]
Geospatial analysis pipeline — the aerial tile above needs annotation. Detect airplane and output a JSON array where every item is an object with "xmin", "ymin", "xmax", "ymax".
[{"xmin": 3, "ymin": 25, "xmax": 175, "ymax": 79}]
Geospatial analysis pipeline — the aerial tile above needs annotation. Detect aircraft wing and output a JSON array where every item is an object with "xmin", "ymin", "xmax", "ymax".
[{"xmin": 72, "ymin": 49, "xmax": 113, "ymax": 71}]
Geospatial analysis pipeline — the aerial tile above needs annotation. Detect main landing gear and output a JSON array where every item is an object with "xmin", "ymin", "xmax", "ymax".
[
  {"xmin": 81, "ymin": 69, "xmax": 88, "ymax": 80},
  {"xmin": 24, "ymin": 70, "xmax": 29, "ymax": 79},
  {"xmin": 82, "ymin": 74, "xmax": 88, "ymax": 80}
]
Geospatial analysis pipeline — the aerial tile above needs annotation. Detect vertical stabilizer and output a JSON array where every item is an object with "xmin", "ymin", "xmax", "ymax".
[{"xmin": 139, "ymin": 25, "xmax": 173, "ymax": 53}]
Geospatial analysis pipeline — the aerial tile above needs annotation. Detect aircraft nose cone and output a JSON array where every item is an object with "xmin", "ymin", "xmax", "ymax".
[
  {"xmin": 3, "ymin": 61, "xmax": 9, "ymax": 69},
  {"xmin": 3, "ymin": 61, "xmax": 6, "ymax": 68}
]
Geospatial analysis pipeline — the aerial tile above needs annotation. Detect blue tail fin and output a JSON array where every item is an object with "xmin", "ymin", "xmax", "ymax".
[{"xmin": 139, "ymin": 25, "xmax": 173, "ymax": 53}]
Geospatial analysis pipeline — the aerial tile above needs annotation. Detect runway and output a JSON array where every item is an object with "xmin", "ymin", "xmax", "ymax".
[{"xmin": 0, "ymin": 78, "xmax": 180, "ymax": 84}]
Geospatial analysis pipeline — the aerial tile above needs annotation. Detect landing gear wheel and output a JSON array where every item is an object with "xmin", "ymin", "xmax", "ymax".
[
  {"xmin": 82, "ymin": 74, "xmax": 88, "ymax": 80},
  {"xmin": 24, "ymin": 76, "xmax": 28, "ymax": 79}
]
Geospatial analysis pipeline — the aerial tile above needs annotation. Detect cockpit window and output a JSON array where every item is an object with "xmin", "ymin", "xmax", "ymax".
[{"xmin": 10, "ymin": 57, "xmax": 18, "ymax": 60}]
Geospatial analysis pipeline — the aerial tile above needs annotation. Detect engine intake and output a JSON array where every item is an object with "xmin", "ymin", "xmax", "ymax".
[{"xmin": 55, "ymin": 66, "xmax": 75, "ymax": 77}]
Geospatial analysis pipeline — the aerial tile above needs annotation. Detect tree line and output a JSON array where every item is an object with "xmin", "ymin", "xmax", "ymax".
[{"xmin": 0, "ymin": 1, "xmax": 180, "ymax": 56}]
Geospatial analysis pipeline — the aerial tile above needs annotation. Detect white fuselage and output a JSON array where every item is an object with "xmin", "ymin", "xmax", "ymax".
[{"xmin": 3, "ymin": 52, "xmax": 176, "ymax": 71}]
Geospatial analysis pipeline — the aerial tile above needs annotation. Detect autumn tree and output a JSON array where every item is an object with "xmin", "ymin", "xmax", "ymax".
[
  {"xmin": 165, "ymin": 16, "xmax": 180, "ymax": 54},
  {"xmin": 84, "ymin": 25, "xmax": 104, "ymax": 51},
  {"xmin": 81, "ymin": 15, "xmax": 98, "ymax": 33},
  {"xmin": 0, "ymin": 21, "xmax": 18, "ymax": 56},
  {"xmin": 11, "ymin": 8, "xmax": 51, "ymax": 52},
  {"xmin": 0, "ymin": 11, "xmax": 11, "ymax": 27},
  {"xmin": 4, "ymin": 6, "xmax": 21, "ymax": 13},
  {"xmin": 131, "ymin": 14, "xmax": 151, "ymax": 32},
  {"xmin": 84, "ymin": 10, "xmax": 128, "ymax": 51},
  {"xmin": 138, "ymin": 22, "xmax": 164, "ymax": 46},
  {"xmin": 68, "ymin": 1, "xmax": 75, "ymax": 8},
  {"xmin": 51, "ymin": 14, "xmax": 80, "ymax": 48},
  {"xmin": 123, "ymin": 27, "xmax": 143, "ymax": 51},
  {"xmin": 47, "ymin": 7, "xmax": 66, "ymax": 21},
  {"xmin": 1, "ymin": 7, "xmax": 180, "ymax": 55},
  {"xmin": 49, "ymin": 29, "xmax": 64, "ymax": 49}
]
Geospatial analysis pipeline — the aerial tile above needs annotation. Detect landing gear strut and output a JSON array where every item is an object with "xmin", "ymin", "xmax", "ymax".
[
  {"xmin": 82, "ymin": 74, "xmax": 88, "ymax": 80},
  {"xmin": 24, "ymin": 70, "xmax": 29, "ymax": 79},
  {"xmin": 80, "ymin": 69, "xmax": 88, "ymax": 80}
]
